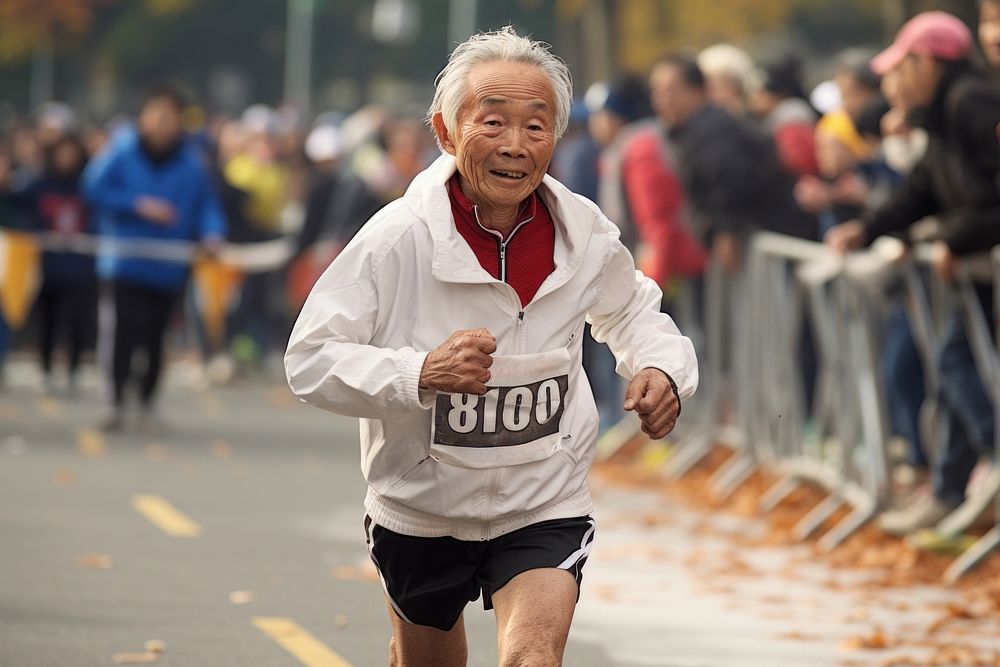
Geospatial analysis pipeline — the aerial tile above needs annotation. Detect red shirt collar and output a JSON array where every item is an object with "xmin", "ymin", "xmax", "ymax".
[{"xmin": 446, "ymin": 174, "xmax": 538, "ymax": 239}]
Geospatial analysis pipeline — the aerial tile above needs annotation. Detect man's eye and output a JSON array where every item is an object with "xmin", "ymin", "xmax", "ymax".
[
  {"xmin": 528, "ymin": 124, "xmax": 543, "ymax": 131},
  {"xmin": 485, "ymin": 120, "xmax": 501, "ymax": 127}
]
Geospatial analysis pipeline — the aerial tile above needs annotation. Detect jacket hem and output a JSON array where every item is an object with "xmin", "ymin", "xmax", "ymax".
[{"xmin": 364, "ymin": 486, "xmax": 595, "ymax": 541}]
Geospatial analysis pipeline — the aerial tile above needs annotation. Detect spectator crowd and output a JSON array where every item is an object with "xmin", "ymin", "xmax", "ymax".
[{"xmin": 1, "ymin": 3, "xmax": 1000, "ymax": 542}]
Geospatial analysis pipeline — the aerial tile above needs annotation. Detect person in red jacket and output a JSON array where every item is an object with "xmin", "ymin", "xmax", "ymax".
[
  {"xmin": 621, "ymin": 130, "xmax": 706, "ymax": 291},
  {"xmin": 750, "ymin": 58, "xmax": 819, "ymax": 178}
]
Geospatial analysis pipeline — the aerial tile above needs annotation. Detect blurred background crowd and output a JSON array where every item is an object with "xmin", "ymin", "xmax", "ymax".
[{"xmin": 0, "ymin": 0, "xmax": 999, "ymax": 543}]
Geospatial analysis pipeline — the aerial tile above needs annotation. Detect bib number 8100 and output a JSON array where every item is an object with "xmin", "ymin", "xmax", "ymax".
[{"xmin": 433, "ymin": 374, "xmax": 569, "ymax": 448}]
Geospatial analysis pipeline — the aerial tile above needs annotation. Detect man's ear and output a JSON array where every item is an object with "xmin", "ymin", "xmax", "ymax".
[{"xmin": 432, "ymin": 112, "xmax": 457, "ymax": 156}]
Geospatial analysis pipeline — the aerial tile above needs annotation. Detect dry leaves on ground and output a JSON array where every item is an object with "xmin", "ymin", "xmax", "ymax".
[
  {"xmin": 77, "ymin": 553, "xmax": 113, "ymax": 570},
  {"xmin": 839, "ymin": 626, "xmax": 898, "ymax": 651},
  {"xmin": 228, "ymin": 590, "xmax": 254, "ymax": 605}
]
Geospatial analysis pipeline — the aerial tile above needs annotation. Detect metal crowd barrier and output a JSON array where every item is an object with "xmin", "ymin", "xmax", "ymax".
[
  {"xmin": 936, "ymin": 247, "xmax": 1000, "ymax": 582},
  {"xmin": 24, "ymin": 231, "xmax": 295, "ymax": 270},
  {"xmin": 745, "ymin": 232, "xmax": 892, "ymax": 552},
  {"xmin": 648, "ymin": 229, "xmax": 1000, "ymax": 579}
]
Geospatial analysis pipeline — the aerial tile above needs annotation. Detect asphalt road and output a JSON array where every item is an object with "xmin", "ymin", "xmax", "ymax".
[{"xmin": 0, "ymin": 360, "xmax": 621, "ymax": 667}]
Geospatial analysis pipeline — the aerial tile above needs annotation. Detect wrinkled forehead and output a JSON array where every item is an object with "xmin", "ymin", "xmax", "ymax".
[{"xmin": 461, "ymin": 61, "xmax": 557, "ymax": 114}]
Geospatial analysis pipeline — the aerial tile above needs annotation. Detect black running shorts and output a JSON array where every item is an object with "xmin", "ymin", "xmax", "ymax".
[{"xmin": 364, "ymin": 515, "xmax": 596, "ymax": 632}]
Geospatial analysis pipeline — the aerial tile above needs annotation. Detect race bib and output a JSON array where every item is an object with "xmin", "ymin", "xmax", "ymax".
[{"xmin": 430, "ymin": 348, "xmax": 572, "ymax": 469}]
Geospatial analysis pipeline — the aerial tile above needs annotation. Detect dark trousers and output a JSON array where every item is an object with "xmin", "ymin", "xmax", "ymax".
[
  {"xmin": 881, "ymin": 305, "xmax": 928, "ymax": 467},
  {"xmin": 107, "ymin": 281, "xmax": 178, "ymax": 409},
  {"xmin": 37, "ymin": 280, "xmax": 96, "ymax": 378},
  {"xmin": 933, "ymin": 286, "xmax": 995, "ymax": 506}
]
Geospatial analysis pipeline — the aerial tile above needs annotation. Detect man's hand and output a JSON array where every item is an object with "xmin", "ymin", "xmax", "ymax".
[
  {"xmin": 624, "ymin": 368, "xmax": 679, "ymax": 440},
  {"xmin": 794, "ymin": 176, "xmax": 831, "ymax": 213},
  {"xmin": 419, "ymin": 328, "xmax": 496, "ymax": 395},
  {"xmin": 824, "ymin": 220, "xmax": 866, "ymax": 255},
  {"xmin": 831, "ymin": 173, "xmax": 869, "ymax": 206},
  {"xmin": 135, "ymin": 196, "xmax": 178, "ymax": 226},
  {"xmin": 932, "ymin": 240, "xmax": 956, "ymax": 284}
]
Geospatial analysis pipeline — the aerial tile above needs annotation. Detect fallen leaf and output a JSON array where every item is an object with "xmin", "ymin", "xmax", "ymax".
[
  {"xmin": 78, "ymin": 553, "xmax": 113, "ymax": 570},
  {"xmin": 839, "ymin": 626, "xmax": 897, "ymax": 651},
  {"xmin": 229, "ymin": 590, "xmax": 254, "ymax": 605},
  {"xmin": 143, "ymin": 640, "xmax": 166, "ymax": 654},
  {"xmin": 844, "ymin": 609, "xmax": 870, "ymax": 623},
  {"xmin": 52, "ymin": 468, "xmax": 76, "ymax": 487}
]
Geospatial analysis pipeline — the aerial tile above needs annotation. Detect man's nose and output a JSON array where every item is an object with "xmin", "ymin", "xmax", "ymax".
[{"xmin": 499, "ymin": 128, "xmax": 528, "ymax": 159}]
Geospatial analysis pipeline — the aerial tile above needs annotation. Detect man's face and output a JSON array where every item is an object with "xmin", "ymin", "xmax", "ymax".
[
  {"xmin": 704, "ymin": 73, "xmax": 744, "ymax": 116},
  {"xmin": 981, "ymin": 0, "xmax": 1000, "ymax": 68},
  {"xmin": 138, "ymin": 97, "xmax": 183, "ymax": 152},
  {"xmin": 893, "ymin": 53, "xmax": 941, "ymax": 110},
  {"xmin": 649, "ymin": 63, "xmax": 702, "ymax": 127},
  {"xmin": 434, "ymin": 61, "xmax": 556, "ymax": 209},
  {"xmin": 588, "ymin": 109, "xmax": 624, "ymax": 148}
]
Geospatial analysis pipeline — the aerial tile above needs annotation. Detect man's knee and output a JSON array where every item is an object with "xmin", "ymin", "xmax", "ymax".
[{"xmin": 499, "ymin": 644, "xmax": 562, "ymax": 667}]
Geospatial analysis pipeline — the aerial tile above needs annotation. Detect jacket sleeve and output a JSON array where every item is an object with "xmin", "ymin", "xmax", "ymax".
[
  {"xmin": 196, "ymin": 168, "xmax": 227, "ymax": 241},
  {"xmin": 773, "ymin": 122, "xmax": 819, "ymax": 177},
  {"xmin": 586, "ymin": 223, "xmax": 698, "ymax": 400},
  {"xmin": 621, "ymin": 136, "xmax": 684, "ymax": 286},
  {"xmin": 82, "ymin": 146, "xmax": 138, "ymax": 214},
  {"xmin": 936, "ymin": 85, "xmax": 1000, "ymax": 255},
  {"xmin": 860, "ymin": 157, "xmax": 939, "ymax": 244},
  {"xmin": 284, "ymin": 232, "xmax": 432, "ymax": 419}
]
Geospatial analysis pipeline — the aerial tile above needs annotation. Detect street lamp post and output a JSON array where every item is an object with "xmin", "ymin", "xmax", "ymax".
[
  {"xmin": 30, "ymin": 39, "xmax": 55, "ymax": 110},
  {"xmin": 284, "ymin": 0, "xmax": 315, "ymax": 115},
  {"xmin": 448, "ymin": 0, "xmax": 477, "ymax": 48}
]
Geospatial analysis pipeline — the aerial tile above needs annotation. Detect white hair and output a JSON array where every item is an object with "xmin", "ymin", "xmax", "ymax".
[
  {"xmin": 428, "ymin": 26, "xmax": 573, "ymax": 139},
  {"xmin": 698, "ymin": 44, "xmax": 755, "ymax": 92}
]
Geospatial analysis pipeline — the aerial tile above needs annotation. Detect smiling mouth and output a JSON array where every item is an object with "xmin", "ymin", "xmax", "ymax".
[{"xmin": 490, "ymin": 169, "xmax": 527, "ymax": 180}]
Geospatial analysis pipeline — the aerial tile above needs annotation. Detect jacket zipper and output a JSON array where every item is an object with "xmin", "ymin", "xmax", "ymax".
[{"xmin": 474, "ymin": 205, "xmax": 533, "ymax": 287}]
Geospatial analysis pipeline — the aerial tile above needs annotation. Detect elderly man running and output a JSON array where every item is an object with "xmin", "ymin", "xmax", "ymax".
[{"xmin": 285, "ymin": 28, "xmax": 697, "ymax": 667}]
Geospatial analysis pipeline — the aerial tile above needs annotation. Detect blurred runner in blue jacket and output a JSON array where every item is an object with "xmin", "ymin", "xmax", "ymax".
[{"xmin": 83, "ymin": 83, "xmax": 226, "ymax": 432}]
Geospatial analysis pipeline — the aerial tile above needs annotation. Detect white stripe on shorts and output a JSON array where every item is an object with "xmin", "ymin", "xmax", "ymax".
[
  {"xmin": 365, "ymin": 516, "xmax": 415, "ymax": 625},
  {"xmin": 557, "ymin": 518, "xmax": 596, "ymax": 570}
]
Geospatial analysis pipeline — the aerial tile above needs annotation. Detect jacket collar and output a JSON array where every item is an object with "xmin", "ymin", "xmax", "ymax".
[{"xmin": 405, "ymin": 153, "xmax": 597, "ymax": 295}]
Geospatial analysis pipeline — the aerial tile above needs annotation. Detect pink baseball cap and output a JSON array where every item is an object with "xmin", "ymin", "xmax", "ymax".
[{"xmin": 871, "ymin": 11, "xmax": 972, "ymax": 76}]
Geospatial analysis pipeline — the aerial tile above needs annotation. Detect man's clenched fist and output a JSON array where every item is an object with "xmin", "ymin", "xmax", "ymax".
[
  {"xmin": 624, "ymin": 368, "xmax": 680, "ymax": 440},
  {"xmin": 419, "ymin": 328, "xmax": 496, "ymax": 395}
]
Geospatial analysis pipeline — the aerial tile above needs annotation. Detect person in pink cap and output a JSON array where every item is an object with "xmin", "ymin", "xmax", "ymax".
[{"xmin": 826, "ymin": 11, "xmax": 1000, "ymax": 537}]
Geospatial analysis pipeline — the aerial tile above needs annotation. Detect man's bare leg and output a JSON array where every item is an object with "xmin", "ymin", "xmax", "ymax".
[
  {"xmin": 492, "ymin": 569, "xmax": 577, "ymax": 667},
  {"xmin": 385, "ymin": 599, "xmax": 468, "ymax": 667}
]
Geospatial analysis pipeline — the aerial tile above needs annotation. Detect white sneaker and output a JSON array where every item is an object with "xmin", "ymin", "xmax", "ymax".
[{"xmin": 877, "ymin": 494, "xmax": 956, "ymax": 537}]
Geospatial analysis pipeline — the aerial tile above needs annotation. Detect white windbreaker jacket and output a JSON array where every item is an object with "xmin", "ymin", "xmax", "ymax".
[{"xmin": 285, "ymin": 154, "xmax": 698, "ymax": 541}]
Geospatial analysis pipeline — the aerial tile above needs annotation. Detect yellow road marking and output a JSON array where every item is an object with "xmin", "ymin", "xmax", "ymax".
[
  {"xmin": 76, "ymin": 429, "xmax": 107, "ymax": 458},
  {"xmin": 131, "ymin": 494, "xmax": 202, "ymax": 537},
  {"xmin": 35, "ymin": 396, "xmax": 62, "ymax": 418},
  {"xmin": 252, "ymin": 617, "xmax": 352, "ymax": 667}
]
